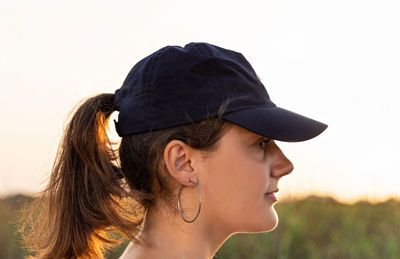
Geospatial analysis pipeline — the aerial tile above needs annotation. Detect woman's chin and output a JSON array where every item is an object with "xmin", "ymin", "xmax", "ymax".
[
  {"xmin": 264, "ymin": 208, "xmax": 279, "ymax": 231},
  {"xmin": 245, "ymin": 208, "xmax": 279, "ymax": 233}
]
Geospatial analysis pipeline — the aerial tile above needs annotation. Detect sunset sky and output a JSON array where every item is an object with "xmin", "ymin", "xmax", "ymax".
[{"xmin": 1, "ymin": 0, "xmax": 399, "ymax": 205}]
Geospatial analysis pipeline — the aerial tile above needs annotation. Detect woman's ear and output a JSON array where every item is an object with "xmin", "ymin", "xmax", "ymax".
[{"xmin": 163, "ymin": 140, "xmax": 199, "ymax": 186}]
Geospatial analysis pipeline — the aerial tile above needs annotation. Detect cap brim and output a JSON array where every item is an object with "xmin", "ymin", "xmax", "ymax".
[{"xmin": 222, "ymin": 106, "xmax": 328, "ymax": 142}]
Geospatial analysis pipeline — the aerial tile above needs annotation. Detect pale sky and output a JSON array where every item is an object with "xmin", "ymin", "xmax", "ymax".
[{"xmin": 1, "ymin": 0, "xmax": 399, "ymax": 204}]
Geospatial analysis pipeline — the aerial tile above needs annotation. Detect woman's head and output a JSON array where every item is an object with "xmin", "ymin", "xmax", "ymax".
[{"xmin": 19, "ymin": 42, "xmax": 327, "ymax": 259}]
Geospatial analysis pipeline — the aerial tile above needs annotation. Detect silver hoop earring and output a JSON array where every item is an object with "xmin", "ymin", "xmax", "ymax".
[{"xmin": 177, "ymin": 179, "xmax": 202, "ymax": 223}]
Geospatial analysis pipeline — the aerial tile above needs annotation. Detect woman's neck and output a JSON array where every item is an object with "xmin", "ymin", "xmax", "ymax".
[{"xmin": 123, "ymin": 201, "xmax": 231, "ymax": 259}]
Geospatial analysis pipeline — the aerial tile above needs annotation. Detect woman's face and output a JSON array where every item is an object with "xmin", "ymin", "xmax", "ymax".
[{"xmin": 199, "ymin": 123, "xmax": 294, "ymax": 233}]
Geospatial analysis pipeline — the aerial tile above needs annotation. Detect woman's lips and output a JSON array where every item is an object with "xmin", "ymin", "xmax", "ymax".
[
  {"xmin": 265, "ymin": 192, "xmax": 278, "ymax": 202},
  {"xmin": 265, "ymin": 188, "xmax": 279, "ymax": 202}
]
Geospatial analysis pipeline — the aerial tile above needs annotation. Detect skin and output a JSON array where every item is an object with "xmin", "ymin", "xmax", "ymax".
[{"xmin": 120, "ymin": 123, "xmax": 294, "ymax": 259}]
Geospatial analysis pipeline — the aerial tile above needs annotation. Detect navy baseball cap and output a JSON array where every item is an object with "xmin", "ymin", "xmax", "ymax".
[{"xmin": 114, "ymin": 42, "xmax": 328, "ymax": 142}]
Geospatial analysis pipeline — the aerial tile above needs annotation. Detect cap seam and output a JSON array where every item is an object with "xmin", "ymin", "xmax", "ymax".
[{"xmin": 223, "ymin": 103, "xmax": 277, "ymax": 114}]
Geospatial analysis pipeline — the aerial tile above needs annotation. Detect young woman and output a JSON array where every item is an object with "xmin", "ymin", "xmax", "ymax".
[{"xmin": 20, "ymin": 42, "xmax": 328, "ymax": 259}]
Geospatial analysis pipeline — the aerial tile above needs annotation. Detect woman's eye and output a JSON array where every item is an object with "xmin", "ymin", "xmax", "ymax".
[{"xmin": 257, "ymin": 139, "xmax": 271, "ymax": 151}]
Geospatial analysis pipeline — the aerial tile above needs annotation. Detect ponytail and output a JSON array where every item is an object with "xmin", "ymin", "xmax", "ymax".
[{"xmin": 18, "ymin": 93, "xmax": 145, "ymax": 258}]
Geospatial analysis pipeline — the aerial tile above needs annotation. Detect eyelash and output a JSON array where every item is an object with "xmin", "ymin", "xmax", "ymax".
[{"xmin": 257, "ymin": 138, "xmax": 271, "ymax": 151}]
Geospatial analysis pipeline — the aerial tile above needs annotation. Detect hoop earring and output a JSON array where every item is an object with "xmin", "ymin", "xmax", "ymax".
[{"xmin": 177, "ymin": 179, "xmax": 202, "ymax": 223}]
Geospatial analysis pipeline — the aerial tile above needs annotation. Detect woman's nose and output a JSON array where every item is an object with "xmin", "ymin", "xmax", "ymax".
[{"xmin": 270, "ymin": 143, "xmax": 294, "ymax": 180}]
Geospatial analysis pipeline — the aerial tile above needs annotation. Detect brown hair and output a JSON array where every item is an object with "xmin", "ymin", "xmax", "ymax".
[{"xmin": 18, "ymin": 93, "xmax": 234, "ymax": 258}]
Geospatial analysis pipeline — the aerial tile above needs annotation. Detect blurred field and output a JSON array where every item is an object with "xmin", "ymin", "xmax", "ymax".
[{"xmin": 1, "ymin": 194, "xmax": 399, "ymax": 259}]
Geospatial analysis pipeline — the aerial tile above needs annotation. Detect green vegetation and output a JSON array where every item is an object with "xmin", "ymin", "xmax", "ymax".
[
  {"xmin": 0, "ymin": 194, "xmax": 33, "ymax": 258},
  {"xmin": 1, "ymin": 194, "xmax": 399, "ymax": 258}
]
